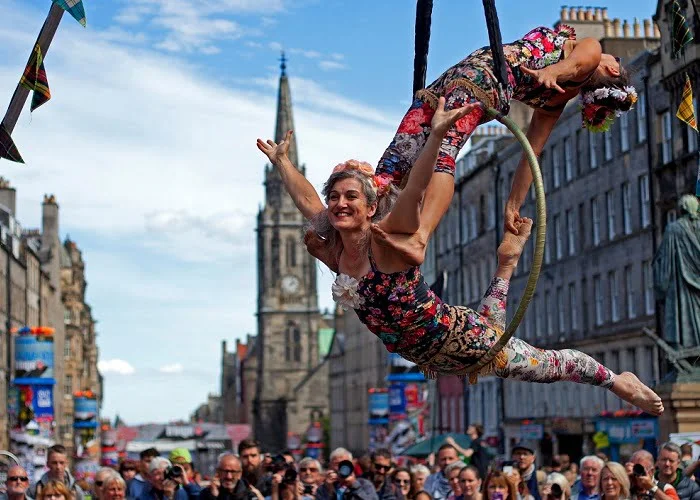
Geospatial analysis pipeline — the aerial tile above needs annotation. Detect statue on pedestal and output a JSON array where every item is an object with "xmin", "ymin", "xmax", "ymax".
[{"xmin": 653, "ymin": 194, "xmax": 700, "ymax": 350}]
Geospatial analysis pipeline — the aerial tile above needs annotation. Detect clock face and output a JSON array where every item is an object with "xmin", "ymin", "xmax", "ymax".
[{"xmin": 281, "ymin": 275, "xmax": 300, "ymax": 294}]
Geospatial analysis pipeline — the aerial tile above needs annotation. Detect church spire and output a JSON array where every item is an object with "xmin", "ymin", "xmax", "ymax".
[{"xmin": 274, "ymin": 51, "xmax": 299, "ymax": 167}]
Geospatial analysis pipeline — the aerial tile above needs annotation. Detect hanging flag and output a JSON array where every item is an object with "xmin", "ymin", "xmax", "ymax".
[
  {"xmin": 19, "ymin": 44, "xmax": 51, "ymax": 112},
  {"xmin": 677, "ymin": 74, "xmax": 698, "ymax": 131},
  {"xmin": 671, "ymin": 0, "xmax": 694, "ymax": 58},
  {"xmin": 51, "ymin": 0, "xmax": 86, "ymax": 27},
  {"xmin": 0, "ymin": 125, "xmax": 25, "ymax": 164}
]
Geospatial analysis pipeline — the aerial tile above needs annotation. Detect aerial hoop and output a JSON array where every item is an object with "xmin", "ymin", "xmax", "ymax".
[{"xmin": 413, "ymin": 0, "xmax": 547, "ymax": 373}]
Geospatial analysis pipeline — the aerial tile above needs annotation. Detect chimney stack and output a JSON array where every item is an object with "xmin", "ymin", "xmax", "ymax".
[
  {"xmin": 561, "ymin": 7, "xmax": 569, "ymax": 20},
  {"xmin": 569, "ymin": 6, "xmax": 577, "ymax": 20},
  {"xmin": 644, "ymin": 18, "xmax": 652, "ymax": 37},
  {"xmin": 604, "ymin": 19, "xmax": 613, "ymax": 37},
  {"xmin": 612, "ymin": 18, "xmax": 621, "ymax": 37},
  {"xmin": 41, "ymin": 194, "xmax": 60, "ymax": 289},
  {"xmin": 0, "ymin": 177, "xmax": 16, "ymax": 216},
  {"xmin": 578, "ymin": 8, "xmax": 586, "ymax": 21},
  {"xmin": 602, "ymin": 7, "xmax": 608, "ymax": 19},
  {"xmin": 654, "ymin": 22, "xmax": 661, "ymax": 37},
  {"xmin": 633, "ymin": 18, "xmax": 641, "ymax": 37},
  {"xmin": 595, "ymin": 7, "xmax": 602, "ymax": 21},
  {"xmin": 585, "ymin": 8, "xmax": 594, "ymax": 20},
  {"xmin": 623, "ymin": 20, "xmax": 630, "ymax": 37}
]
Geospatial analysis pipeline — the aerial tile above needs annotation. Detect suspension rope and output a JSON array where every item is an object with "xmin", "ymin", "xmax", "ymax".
[{"xmin": 413, "ymin": 0, "xmax": 433, "ymax": 95}]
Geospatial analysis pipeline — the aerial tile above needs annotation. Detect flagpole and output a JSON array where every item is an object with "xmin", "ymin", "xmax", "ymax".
[{"xmin": 1, "ymin": 3, "xmax": 64, "ymax": 135}]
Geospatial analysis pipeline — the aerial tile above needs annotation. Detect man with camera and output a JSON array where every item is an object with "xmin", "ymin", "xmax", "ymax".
[
  {"xmin": 135, "ymin": 457, "xmax": 189, "ymax": 500},
  {"xmin": 160, "ymin": 449, "xmax": 202, "ymax": 500},
  {"xmin": 298, "ymin": 458, "xmax": 322, "ymax": 500},
  {"xmin": 201, "ymin": 454, "xmax": 262, "ymax": 500},
  {"xmin": 627, "ymin": 450, "xmax": 679, "ymax": 500},
  {"xmin": 315, "ymin": 449, "xmax": 377, "ymax": 500},
  {"xmin": 510, "ymin": 442, "xmax": 542, "ymax": 500},
  {"xmin": 655, "ymin": 443, "xmax": 700, "ymax": 500}
]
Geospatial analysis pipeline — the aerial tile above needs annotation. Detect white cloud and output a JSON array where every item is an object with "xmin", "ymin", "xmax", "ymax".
[
  {"xmin": 319, "ymin": 60, "xmax": 346, "ymax": 71},
  {"xmin": 289, "ymin": 48, "xmax": 321, "ymax": 59},
  {"xmin": 159, "ymin": 363, "xmax": 184, "ymax": 374},
  {"xmin": 269, "ymin": 41, "xmax": 283, "ymax": 51},
  {"xmin": 98, "ymin": 359, "xmax": 136, "ymax": 375}
]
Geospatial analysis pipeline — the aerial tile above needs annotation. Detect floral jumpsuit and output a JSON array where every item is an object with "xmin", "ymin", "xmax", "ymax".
[{"xmin": 333, "ymin": 25, "xmax": 616, "ymax": 387}]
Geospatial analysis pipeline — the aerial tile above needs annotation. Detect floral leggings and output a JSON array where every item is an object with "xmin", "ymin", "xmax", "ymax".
[
  {"xmin": 423, "ymin": 277, "xmax": 616, "ymax": 388},
  {"xmin": 375, "ymin": 90, "xmax": 485, "ymax": 184}
]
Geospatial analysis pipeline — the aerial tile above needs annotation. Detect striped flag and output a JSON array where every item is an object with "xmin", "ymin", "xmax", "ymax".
[
  {"xmin": 677, "ymin": 74, "xmax": 698, "ymax": 131},
  {"xmin": 0, "ymin": 125, "xmax": 24, "ymax": 164},
  {"xmin": 671, "ymin": 0, "xmax": 694, "ymax": 58},
  {"xmin": 52, "ymin": 0, "xmax": 86, "ymax": 27},
  {"xmin": 19, "ymin": 44, "xmax": 51, "ymax": 112}
]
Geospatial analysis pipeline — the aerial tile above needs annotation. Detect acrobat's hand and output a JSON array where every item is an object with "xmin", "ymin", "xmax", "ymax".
[
  {"xmin": 256, "ymin": 130, "xmax": 293, "ymax": 165},
  {"xmin": 504, "ymin": 199, "xmax": 523, "ymax": 235},
  {"xmin": 520, "ymin": 65, "xmax": 565, "ymax": 93},
  {"xmin": 430, "ymin": 96, "xmax": 481, "ymax": 136}
]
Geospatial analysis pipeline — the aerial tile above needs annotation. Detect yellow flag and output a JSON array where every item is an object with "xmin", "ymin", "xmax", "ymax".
[{"xmin": 677, "ymin": 74, "xmax": 698, "ymax": 131}]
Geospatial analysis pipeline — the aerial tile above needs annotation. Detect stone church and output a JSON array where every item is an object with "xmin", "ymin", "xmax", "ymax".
[{"xmin": 242, "ymin": 57, "xmax": 330, "ymax": 452}]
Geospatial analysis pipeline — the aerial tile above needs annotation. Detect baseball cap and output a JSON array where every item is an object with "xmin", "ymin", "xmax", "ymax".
[
  {"xmin": 512, "ymin": 442, "xmax": 535, "ymax": 455},
  {"xmin": 169, "ymin": 448, "xmax": 193, "ymax": 463}
]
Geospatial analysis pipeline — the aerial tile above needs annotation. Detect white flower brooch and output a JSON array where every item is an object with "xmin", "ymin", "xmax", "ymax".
[{"xmin": 332, "ymin": 274, "xmax": 365, "ymax": 310}]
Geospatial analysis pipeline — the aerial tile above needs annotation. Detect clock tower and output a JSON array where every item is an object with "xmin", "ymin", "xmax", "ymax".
[{"xmin": 253, "ymin": 54, "xmax": 325, "ymax": 451}]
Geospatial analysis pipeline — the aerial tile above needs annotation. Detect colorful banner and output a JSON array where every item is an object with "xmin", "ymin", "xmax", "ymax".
[
  {"xmin": 74, "ymin": 396, "xmax": 98, "ymax": 429},
  {"xmin": 594, "ymin": 417, "xmax": 658, "ymax": 444},
  {"xmin": 15, "ymin": 335, "xmax": 54, "ymax": 383},
  {"xmin": 368, "ymin": 389, "xmax": 389, "ymax": 424},
  {"xmin": 52, "ymin": 0, "xmax": 87, "ymax": 27},
  {"xmin": 389, "ymin": 383, "xmax": 407, "ymax": 420}
]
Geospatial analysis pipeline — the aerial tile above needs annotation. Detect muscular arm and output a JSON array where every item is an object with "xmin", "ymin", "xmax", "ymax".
[
  {"xmin": 274, "ymin": 156, "xmax": 326, "ymax": 219},
  {"xmin": 507, "ymin": 107, "xmax": 563, "ymax": 209},
  {"xmin": 547, "ymin": 38, "xmax": 602, "ymax": 83}
]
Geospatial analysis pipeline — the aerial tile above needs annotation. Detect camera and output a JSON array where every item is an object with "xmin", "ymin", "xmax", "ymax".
[
  {"xmin": 164, "ymin": 465, "xmax": 184, "ymax": 481},
  {"xmin": 633, "ymin": 464, "xmax": 647, "ymax": 477},
  {"xmin": 550, "ymin": 483, "xmax": 563, "ymax": 499},
  {"xmin": 303, "ymin": 484, "xmax": 314, "ymax": 495},
  {"xmin": 269, "ymin": 454, "xmax": 297, "ymax": 484},
  {"xmin": 337, "ymin": 460, "xmax": 354, "ymax": 479}
]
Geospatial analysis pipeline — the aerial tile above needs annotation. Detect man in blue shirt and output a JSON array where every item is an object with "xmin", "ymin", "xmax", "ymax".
[{"xmin": 571, "ymin": 456, "xmax": 603, "ymax": 500}]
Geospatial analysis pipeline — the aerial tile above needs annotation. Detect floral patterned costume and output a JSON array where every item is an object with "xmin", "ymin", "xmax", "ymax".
[
  {"xmin": 377, "ymin": 25, "xmax": 584, "ymax": 184},
  {"xmin": 333, "ymin": 251, "xmax": 614, "ymax": 387}
]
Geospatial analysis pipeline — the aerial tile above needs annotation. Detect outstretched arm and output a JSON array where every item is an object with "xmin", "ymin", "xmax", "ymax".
[
  {"xmin": 379, "ymin": 97, "xmax": 479, "ymax": 235},
  {"xmin": 256, "ymin": 130, "xmax": 325, "ymax": 220},
  {"xmin": 504, "ymin": 107, "xmax": 562, "ymax": 234}
]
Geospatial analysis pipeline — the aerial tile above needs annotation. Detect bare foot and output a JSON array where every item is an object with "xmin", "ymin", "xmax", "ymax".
[
  {"xmin": 497, "ymin": 218, "xmax": 533, "ymax": 268},
  {"xmin": 371, "ymin": 224, "xmax": 426, "ymax": 266},
  {"xmin": 611, "ymin": 371, "xmax": 664, "ymax": 416}
]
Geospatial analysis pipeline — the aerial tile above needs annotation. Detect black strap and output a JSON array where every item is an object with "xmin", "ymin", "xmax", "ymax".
[
  {"xmin": 413, "ymin": 0, "xmax": 433, "ymax": 95},
  {"xmin": 482, "ymin": 0, "xmax": 510, "ymax": 114}
]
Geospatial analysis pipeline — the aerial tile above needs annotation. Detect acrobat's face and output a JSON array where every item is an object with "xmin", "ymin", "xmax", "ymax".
[{"xmin": 327, "ymin": 178, "xmax": 377, "ymax": 231}]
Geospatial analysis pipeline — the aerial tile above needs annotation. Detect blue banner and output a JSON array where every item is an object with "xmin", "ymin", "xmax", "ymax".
[
  {"xmin": 389, "ymin": 383, "xmax": 407, "ymax": 420},
  {"xmin": 74, "ymin": 397, "xmax": 98, "ymax": 429},
  {"xmin": 368, "ymin": 390, "xmax": 389, "ymax": 424},
  {"xmin": 594, "ymin": 418, "xmax": 658, "ymax": 444},
  {"xmin": 33, "ymin": 385, "xmax": 54, "ymax": 419},
  {"xmin": 15, "ymin": 335, "xmax": 55, "ymax": 384}
]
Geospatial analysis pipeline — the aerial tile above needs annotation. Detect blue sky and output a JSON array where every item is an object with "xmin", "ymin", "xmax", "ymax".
[{"xmin": 0, "ymin": 0, "xmax": 659, "ymax": 423}]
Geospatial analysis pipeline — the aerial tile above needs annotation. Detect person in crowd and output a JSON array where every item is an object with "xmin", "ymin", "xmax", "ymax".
[
  {"xmin": 504, "ymin": 468, "xmax": 534, "ymax": 500},
  {"xmin": 445, "ymin": 463, "xmax": 467, "ymax": 500},
  {"xmin": 627, "ymin": 450, "xmax": 678, "ymax": 500},
  {"xmin": 37, "ymin": 481, "xmax": 73, "ymax": 500},
  {"xmin": 411, "ymin": 467, "xmax": 431, "ymax": 495},
  {"xmin": 458, "ymin": 466, "xmax": 482, "ymax": 500},
  {"xmin": 31, "ymin": 445, "xmax": 85, "ymax": 500},
  {"xmin": 598, "ymin": 462, "xmax": 629, "ymax": 500},
  {"xmin": 129, "ymin": 449, "xmax": 161, "ymax": 498},
  {"xmin": 94, "ymin": 468, "xmax": 120, "ymax": 500},
  {"xmin": 560, "ymin": 459, "xmax": 572, "ymax": 474},
  {"xmin": 415, "ymin": 493, "xmax": 433, "ymax": 500},
  {"xmin": 167, "ymin": 448, "xmax": 203, "ymax": 499},
  {"xmin": 314, "ymin": 451, "xmax": 377, "ymax": 500},
  {"xmin": 680, "ymin": 446, "xmax": 694, "ymax": 471},
  {"xmin": 655, "ymin": 443, "xmax": 700, "ymax": 500},
  {"xmin": 270, "ymin": 465, "xmax": 299, "ymax": 500},
  {"xmin": 201, "ymin": 454, "xmax": 262, "ymax": 500},
  {"xmin": 358, "ymin": 457, "xmax": 374, "ymax": 481},
  {"xmin": 369, "ymin": 449, "xmax": 403, "ymax": 500},
  {"xmin": 120, "ymin": 461, "xmax": 139, "ymax": 483},
  {"xmin": 542, "ymin": 473, "xmax": 571, "ymax": 500},
  {"xmin": 511, "ymin": 443, "xmax": 541, "ymax": 500},
  {"xmin": 299, "ymin": 458, "xmax": 323, "ymax": 498},
  {"xmin": 102, "ymin": 475, "xmax": 127, "ymax": 500},
  {"xmin": 392, "ymin": 469, "xmax": 416, "ymax": 500},
  {"xmin": 483, "ymin": 471, "xmax": 518, "ymax": 500},
  {"xmin": 425, "ymin": 445, "xmax": 461, "ymax": 500},
  {"xmin": 446, "ymin": 427, "xmax": 489, "ymax": 481},
  {"xmin": 571, "ymin": 456, "xmax": 603, "ymax": 500},
  {"xmin": 134, "ymin": 456, "xmax": 187, "ymax": 500},
  {"xmin": 1, "ymin": 465, "xmax": 33, "ymax": 500},
  {"xmin": 239, "ymin": 440, "xmax": 271, "ymax": 497}
]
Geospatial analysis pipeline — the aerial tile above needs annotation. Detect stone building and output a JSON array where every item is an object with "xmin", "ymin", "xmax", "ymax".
[
  {"xmin": 222, "ymin": 57, "xmax": 330, "ymax": 452},
  {"xmin": 0, "ymin": 180, "xmax": 101, "ymax": 454}
]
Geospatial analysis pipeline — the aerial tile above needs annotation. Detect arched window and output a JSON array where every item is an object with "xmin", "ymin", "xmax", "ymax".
[
  {"xmin": 286, "ymin": 237, "xmax": 297, "ymax": 267},
  {"xmin": 285, "ymin": 322, "xmax": 302, "ymax": 362}
]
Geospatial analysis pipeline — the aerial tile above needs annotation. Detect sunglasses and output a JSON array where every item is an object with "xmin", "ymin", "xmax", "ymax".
[
  {"xmin": 300, "ymin": 468, "xmax": 319, "ymax": 473},
  {"xmin": 8, "ymin": 476, "xmax": 29, "ymax": 482},
  {"xmin": 394, "ymin": 479, "xmax": 410, "ymax": 485},
  {"xmin": 373, "ymin": 464, "xmax": 391, "ymax": 472},
  {"xmin": 95, "ymin": 481, "xmax": 104, "ymax": 487}
]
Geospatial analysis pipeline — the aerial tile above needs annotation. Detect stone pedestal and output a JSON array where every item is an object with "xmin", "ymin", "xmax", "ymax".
[{"xmin": 657, "ymin": 381, "xmax": 700, "ymax": 440}]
